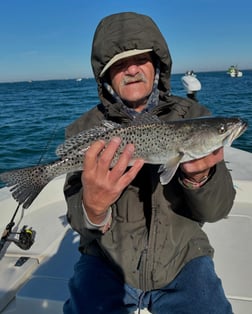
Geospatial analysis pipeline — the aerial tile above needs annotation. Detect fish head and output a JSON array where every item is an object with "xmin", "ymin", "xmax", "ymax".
[{"xmin": 182, "ymin": 117, "xmax": 248, "ymax": 159}]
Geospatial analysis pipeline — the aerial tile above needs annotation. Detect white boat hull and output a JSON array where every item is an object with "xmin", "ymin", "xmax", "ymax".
[
  {"xmin": 230, "ymin": 71, "xmax": 243, "ymax": 77},
  {"xmin": 181, "ymin": 74, "xmax": 201, "ymax": 94}
]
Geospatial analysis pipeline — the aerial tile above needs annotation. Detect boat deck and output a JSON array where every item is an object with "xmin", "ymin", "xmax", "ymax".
[{"xmin": 0, "ymin": 147, "xmax": 252, "ymax": 313}]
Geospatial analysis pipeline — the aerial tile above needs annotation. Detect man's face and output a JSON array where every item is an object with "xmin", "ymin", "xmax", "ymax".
[{"xmin": 109, "ymin": 53, "xmax": 155, "ymax": 109}]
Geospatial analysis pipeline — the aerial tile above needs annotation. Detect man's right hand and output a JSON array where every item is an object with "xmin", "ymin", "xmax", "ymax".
[{"xmin": 81, "ymin": 137, "xmax": 144, "ymax": 224}]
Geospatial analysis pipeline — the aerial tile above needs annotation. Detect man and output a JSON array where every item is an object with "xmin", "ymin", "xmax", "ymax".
[{"xmin": 63, "ymin": 12, "xmax": 234, "ymax": 314}]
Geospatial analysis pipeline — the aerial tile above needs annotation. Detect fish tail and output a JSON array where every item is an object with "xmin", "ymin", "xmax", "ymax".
[{"xmin": 0, "ymin": 164, "xmax": 55, "ymax": 209}]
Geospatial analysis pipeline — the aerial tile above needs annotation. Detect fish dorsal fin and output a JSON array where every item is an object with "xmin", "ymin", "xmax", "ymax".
[
  {"xmin": 131, "ymin": 112, "xmax": 162, "ymax": 125},
  {"xmin": 100, "ymin": 120, "xmax": 121, "ymax": 129},
  {"xmin": 56, "ymin": 120, "xmax": 121, "ymax": 157}
]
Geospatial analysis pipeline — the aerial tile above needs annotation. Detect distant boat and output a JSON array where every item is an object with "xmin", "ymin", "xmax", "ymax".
[
  {"xmin": 181, "ymin": 70, "xmax": 201, "ymax": 101},
  {"xmin": 76, "ymin": 78, "xmax": 82, "ymax": 82},
  {"xmin": 227, "ymin": 65, "xmax": 243, "ymax": 78}
]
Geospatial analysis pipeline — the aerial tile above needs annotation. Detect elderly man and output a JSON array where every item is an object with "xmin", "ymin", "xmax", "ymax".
[{"xmin": 63, "ymin": 12, "xmax": 234, "ymax": 314}]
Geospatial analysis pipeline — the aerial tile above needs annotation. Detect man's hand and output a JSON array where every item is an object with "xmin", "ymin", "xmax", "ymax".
[
  {"xmin": 180, "ymin": 147, "xmax": 224, "ymax": 182},
  {"xmin": 82, "ymin": 137, "xmax": 144, "ymax": 224}
]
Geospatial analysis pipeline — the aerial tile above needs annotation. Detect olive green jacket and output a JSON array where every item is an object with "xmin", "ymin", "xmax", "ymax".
[{"xmin": 64, "ymin": 12, "xmax": 236, "ymax": 290}]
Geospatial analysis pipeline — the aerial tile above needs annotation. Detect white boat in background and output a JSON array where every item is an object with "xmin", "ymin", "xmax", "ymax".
[
  {"xmin": 227, "ymin": 65, "xmax": 243, "ymax": 78},
  {"xmin": 75, "ymin": 78, "xmax": 82, "ymax": 82},
  {"xmin": 181, "ymin": 70, "xmax": 201, "ymax": 100},
  {"xmin": 0, "ymin": 146, "xmax": 252, "ymax": 314}
]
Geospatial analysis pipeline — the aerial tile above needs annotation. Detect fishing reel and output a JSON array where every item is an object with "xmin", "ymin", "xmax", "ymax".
[
  {"xmin": 12, "ymin": 225, "xmax": 36, "ymax": 250},
  {"xmin": 0, "ymin": 202, "xmax": 37, "ymax": 254},
  {"xmin": 0, "ymin": 224, "xmax": 36, "ymax": 252}
]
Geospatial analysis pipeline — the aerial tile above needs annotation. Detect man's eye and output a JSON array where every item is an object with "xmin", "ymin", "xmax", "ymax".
[
  {"xmin": 114, "ymin": 62, "xmax": 124, "ymax": 69},
  {"xmin": 136, "ymin": 57, "xmax": 149, "ymax": 64}
]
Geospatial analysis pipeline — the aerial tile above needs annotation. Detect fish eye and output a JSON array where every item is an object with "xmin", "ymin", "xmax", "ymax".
[{"xmin": 219, "ymin": 124, "xmax": 226, "ymax": 134}]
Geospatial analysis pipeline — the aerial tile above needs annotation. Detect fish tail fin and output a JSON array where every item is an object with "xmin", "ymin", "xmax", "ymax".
[{"xmin": 0, "ymin": 164, "xmax": 54, "ymax": 209}]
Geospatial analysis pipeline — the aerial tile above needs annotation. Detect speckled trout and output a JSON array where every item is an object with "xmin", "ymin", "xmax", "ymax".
[{"xmin": 0, "ymin": 114, "xmax": 247, "ymax": 208}]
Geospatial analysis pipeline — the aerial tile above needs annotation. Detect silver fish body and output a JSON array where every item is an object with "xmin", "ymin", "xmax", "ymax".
[{"xmin": 0, "ymin": 115, "xmax": 247, "ymax": 208}]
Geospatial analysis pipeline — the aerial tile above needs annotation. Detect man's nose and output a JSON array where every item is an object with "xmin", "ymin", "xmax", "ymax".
[{"xmin": 125, "ymin": 63, "xmax": 140, "ymax": 75}]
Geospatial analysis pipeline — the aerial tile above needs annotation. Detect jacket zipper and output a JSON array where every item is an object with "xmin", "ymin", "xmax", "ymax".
[
  {"xmin": 137, "ymin": 167, "xmax": 159, "ymax": 291},
  {"xmin": 137, "ymin": 245, "xmax": 148, "ymax": 290}
]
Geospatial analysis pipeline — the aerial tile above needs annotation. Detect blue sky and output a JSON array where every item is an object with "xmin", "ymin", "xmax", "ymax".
[{"xmin": 0, "ymin": 0, "xmax": 251, "ymax": 82}]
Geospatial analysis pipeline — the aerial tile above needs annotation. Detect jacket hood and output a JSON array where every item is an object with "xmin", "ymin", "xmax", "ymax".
[{"xmin": 91, "ymin": 12, "xmax": 172, "ymax": 105}]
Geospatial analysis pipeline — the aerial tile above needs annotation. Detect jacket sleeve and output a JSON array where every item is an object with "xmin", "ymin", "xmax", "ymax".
[
  {"xmin": 180, "ymin": 160, "xmax": 236, "ymax": 223},
  {"xmin": 64, "ymin": 171, "xmax": 104, "ymax": 253}
]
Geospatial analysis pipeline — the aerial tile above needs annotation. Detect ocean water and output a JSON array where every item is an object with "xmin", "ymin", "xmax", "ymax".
[{"xmin": 0, "ymin": 70, "xmax": 252, "ymax": 178}]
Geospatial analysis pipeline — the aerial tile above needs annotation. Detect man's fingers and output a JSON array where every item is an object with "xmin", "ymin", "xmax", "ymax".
[
  {"xmin": 84, "ymin": 140, "xmax": 106, "ymax": 167},
  {"xmin": 96, "ymin": 137, "xmax": 122, "ymax": 174},
  {"xmin": 118, "ymin": 159, "xmax": 145, "ymax": 187},
  {"xmin": 84, "ymin": 137, "xmax": 144, "ymax": 190},
  {"xmin": 109, "ymin": 143, "xmax": 135, "ymax": 180}
]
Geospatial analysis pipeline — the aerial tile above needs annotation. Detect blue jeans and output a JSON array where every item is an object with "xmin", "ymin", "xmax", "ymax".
[{"xmin": 63, "ymin": 254, "xmax": 233, "ymax": 314}]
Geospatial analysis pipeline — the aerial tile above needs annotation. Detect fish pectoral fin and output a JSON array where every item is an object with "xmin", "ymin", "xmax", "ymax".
[
  {"xmin": 158, "ymin": 154, "xmax": 183, "ymax": 185},
  {"xmin": 158, "ymin": 164, "xmax": 179, "ymax": 185}
]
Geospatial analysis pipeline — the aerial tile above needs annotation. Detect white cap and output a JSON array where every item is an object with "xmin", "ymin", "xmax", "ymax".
[{"xmin": 99, "ymin": 48, "xmax": 152, "ymax": 77}]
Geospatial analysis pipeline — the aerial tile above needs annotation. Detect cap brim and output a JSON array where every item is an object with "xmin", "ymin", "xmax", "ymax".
[{"xmin": 100, "ymin": 48, "xmax": 152, "ymax": 77}]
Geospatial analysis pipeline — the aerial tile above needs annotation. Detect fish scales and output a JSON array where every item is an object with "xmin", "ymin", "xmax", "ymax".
[
  {"xmin": 58, "ymin": 122, "xmax": 181, "ymax": 164},
  {"xmin": 0, "ymin": 115, "xmax": 248, "ymax": 208}
]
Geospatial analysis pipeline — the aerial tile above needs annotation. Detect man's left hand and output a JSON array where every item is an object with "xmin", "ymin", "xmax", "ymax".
[{"xmin": 180, "ymin": 147, "xmax": 224, "ymax": 182}]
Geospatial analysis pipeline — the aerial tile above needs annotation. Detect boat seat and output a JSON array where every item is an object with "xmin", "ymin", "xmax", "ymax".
[{"xmin": 0, "ymin": 256, "xmax": 38, "ymax": 312}]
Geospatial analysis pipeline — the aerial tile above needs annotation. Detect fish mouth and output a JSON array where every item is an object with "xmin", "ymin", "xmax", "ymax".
[
  {"xmin": 224, "ymin": 119, "xmax": 248, "ymax": 145},
  {"xmin": 233, "ymin": 119, "xmax": 248, "ymax": 139}
]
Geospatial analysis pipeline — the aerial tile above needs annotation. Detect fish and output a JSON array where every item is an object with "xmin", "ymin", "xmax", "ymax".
[{"xmin": 0, "ymin": 114, "xmax": 247, "ymax": 209}]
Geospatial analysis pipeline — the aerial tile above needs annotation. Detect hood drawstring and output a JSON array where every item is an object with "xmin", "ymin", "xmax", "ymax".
[{"xmin": 103, "ymin": 63, "xmax": 160, "ymax": 119}]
